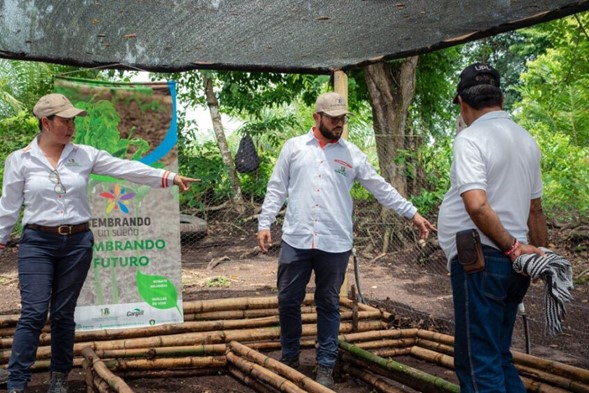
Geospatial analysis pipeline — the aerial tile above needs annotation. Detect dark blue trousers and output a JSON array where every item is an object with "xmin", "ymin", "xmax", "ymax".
[
  {"xmin": 7, "ymin": 228, "xmax": 93, "ymax": 390},
  {"xmin": 277, "ymin": 241, "xmax": 350, "ymax": 368},
  {"xmin": 451, "ymin": 245, "xmax": 530, "ymax": 393}
]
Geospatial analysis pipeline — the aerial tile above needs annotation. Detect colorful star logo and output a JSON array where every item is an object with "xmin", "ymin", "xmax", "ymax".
[{"xmin": 100, "ymin": 184, "xmax": 135, "ymax": 214}]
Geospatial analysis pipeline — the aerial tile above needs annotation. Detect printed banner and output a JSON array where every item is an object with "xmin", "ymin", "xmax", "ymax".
[{"xmin": 54, "ymin": 77, "xmax": 183, "ymax": 330}]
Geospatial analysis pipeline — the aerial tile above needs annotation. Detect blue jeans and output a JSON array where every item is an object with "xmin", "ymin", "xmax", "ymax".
[
  {"xmin": 277, "ymin": 241, "xmax": 350, "ymax": 368},
  {"xmin": 451, "ymin": 245, "xmax": 530, "ymax": 393},
  {"xmin": 8, "ymin": 228, "xmax": 93, "ymax": 390}
]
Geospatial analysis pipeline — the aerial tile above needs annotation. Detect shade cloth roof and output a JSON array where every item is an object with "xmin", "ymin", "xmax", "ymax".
[{"xmin": 1, "ymin": 0, "xmax": 588, "ymax": 74}]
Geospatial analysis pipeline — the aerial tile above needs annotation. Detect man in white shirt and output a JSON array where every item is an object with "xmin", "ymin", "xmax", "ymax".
[
  {"xmin": 257, "ymin": 92, "xmax": 435, "ymax": 388},
  {"xmin": 438, "ymin": 63, "xmax": 547, "ymax": 392}
]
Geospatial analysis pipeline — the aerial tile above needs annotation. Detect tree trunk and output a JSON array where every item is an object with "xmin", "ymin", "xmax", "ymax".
[
  {"xmin": 364, "ymin": 57, "xmax": 419, "ymax": 195},
  {"xmin": 203, "ymin": 75, "xmax": 243, "ymax": 206}
]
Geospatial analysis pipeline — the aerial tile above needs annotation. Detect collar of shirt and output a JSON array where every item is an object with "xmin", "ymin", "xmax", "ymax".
[
  {"xmin": 25, "ymin": 135, "xmax": 76, "ymax": 169},
  {"xmin": 311, "ymin": 127, "xmax": 342, "ymax": 149},
  {"xmin": 469, "ymin": 110, "xmax": 510, "ymax": 127}
]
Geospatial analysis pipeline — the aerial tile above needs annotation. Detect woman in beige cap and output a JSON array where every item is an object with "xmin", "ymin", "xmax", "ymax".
[{"xmin": 0, "ymin": 93, "xmax": 197, "ymax": 393}]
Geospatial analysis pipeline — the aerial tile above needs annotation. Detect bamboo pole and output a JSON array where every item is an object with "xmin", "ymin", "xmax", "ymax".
[
  {"xmin": 409, "ymin": 346, "xmax": 454, "ymax": 369},
  {"xmin": 183, "ymin": 294, "xmax": 315, "ymax": 314},
  {"xmin": 229, "ymin": 341, "xmax": 333, "ymax": 393},
  {"xmin": 1, "ymin": 310, "xmax": 384, "ymax": 351},
  {"xmin": 513, "ymin": 351, "xmax": 589, "ymax": 385},
  {"xmin": 339, "ymin": 340, "xmax": 459, "ymax": 393},
  {"xmin": 415, "ymin": 338, "xmax": 454, "ymax": 356},
  {"xmin": 119, "ymin": 367, "xmax": 226, "ymax": 380},
  {"xmin": 521, "ymin": 376, "xmax": 580, "ymax": 393},
  {"xmin": 412, "ymin": 339, "xmax": 589, "ymax": 393},
  {"xmin": 184, "ymin": 306, "xmax": 316, "ymax": 321},
  {"xmin": 228, "ymin": 366, "xmax": 278, "ymax": 393},
  {"xmin": 82, "ymin": 358, "xmax": 96, "ymax": 393},
  {"xmin": 0, "ymin": 294, "xmax": 313, "ymax": 333},
  {"xmin": 341, "ymin": 352, "xmax": 430, "ymax": 392},
  {"xmin": 352, "ymin": 338, "xmax": 416, "ymax": 350},
  {"xmin": 226, "ymin": 351, "xmax": 310, "ymax": 393},
  {"xmin": 247, "ymin": 339, "xmax": 316, "ymax": 351},
  {"xmin": 417, "ymin": 328, "xmax": 589, "ymax": 386},
  {"xmin": 340, "ymin": 328, "xmax": 418, "ymax": 343},
  {"xmin": 80, "ymin": 347, "xmax": 134, "ymax": 393},
  {"xmin": 1, "ymin": 319, "xmax": 386, "ymax": 367},
  {"xmin": 93, "ymin": 344, "xmax": 227, "ymax": 360},
  {"xmin": 415, "ymin": 329, "xmax": 454, "ymax": 346},
  {"xmin": 69, "ymin": 320, "xmax": 384, "ymax": 352},
  {"xmin": 372, "ymin": 348, "xmax": 413, "ymax": 358},
  {"xmin": 92, "ymin": 375, "xmax": 111, "ymax": 393},
  {"xmin": 105, "ymin": 355, "xmax": 227, "ymax": 371},
  {"xmin": 517, "ymin": 363, "xmax": 589, "ymax": 393},
  {"xmin": 345, "ymin": 366, "xmax": 405, "ymax": 393}
]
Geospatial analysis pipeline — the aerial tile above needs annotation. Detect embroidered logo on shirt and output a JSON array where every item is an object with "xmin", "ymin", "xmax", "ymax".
[
  {"xmin": 100, "ymin": 184, "xmax": 135, "ymax": 214},
  {"xmin": 334, "ymin": 159, "xmax": 352, "ymax": 177},
  {"xmin": 65, "ymin": 158, "xmax": 80, "ymax": 167},
  {"xmin": 335, "ymin": 166, "xmax": 349, "ymax": 177},
  {"xmin": 334, "ymin": 159, "xmax": 352, "ymax": 168}
]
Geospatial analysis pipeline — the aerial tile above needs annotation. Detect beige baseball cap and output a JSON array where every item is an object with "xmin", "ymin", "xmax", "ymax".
[
  {"xmin": 315, "ymin": 92, "xmax": 351, "ymax": 117},
  {"xmin": 33, "ymin": 93, "xmax": 87, "ymax": 119}
]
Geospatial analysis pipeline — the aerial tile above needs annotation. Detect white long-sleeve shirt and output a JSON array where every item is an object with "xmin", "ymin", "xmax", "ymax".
[
  {"xmin": 258, "ymin": 130, "xmax": 417, "ymax": 253},
  {"xmin": 0, "ymin": 135, "xmax": 176, "ymax": 245}
]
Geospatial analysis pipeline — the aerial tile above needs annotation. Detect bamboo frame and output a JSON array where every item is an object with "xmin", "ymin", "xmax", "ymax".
[
  {"xmin": 0, "ymin": 295, "xmax": 585, "ymax": 393},
  {"xmin": 229, "ymin": 341, "xmax": 333, "ymax": 393}
]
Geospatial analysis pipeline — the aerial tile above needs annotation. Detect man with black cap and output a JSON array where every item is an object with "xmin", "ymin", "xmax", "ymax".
[
  {"xmin": 438, "ymin": 64, "xmax": 548, "ymax": 392},
  {"xmin": 257, "ymin": 92, "xmax": 435, "ymax": 388}
]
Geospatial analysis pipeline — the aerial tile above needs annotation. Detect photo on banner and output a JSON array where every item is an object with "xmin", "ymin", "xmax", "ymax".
[{"xmin": 54, "ymin": 77, "xmax": 183, "ymax": 330}]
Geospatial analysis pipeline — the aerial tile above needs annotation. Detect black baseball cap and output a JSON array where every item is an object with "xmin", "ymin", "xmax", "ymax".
[{"xmin": 453, "ymin": 63, "xmax": 501, "ymax": 104}]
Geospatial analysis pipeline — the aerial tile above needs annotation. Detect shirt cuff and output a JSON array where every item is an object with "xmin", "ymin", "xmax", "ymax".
[{"xmin": 162, "ymin": 171, "xmax": 176, "ymax": 188}]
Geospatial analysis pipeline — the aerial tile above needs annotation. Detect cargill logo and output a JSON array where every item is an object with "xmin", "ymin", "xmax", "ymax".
[
  {"xmin": 100, "ymin": 184, "xmax": 135, "ymax": 214},
  {"xmin": 127, "ymin": 308, "xmax": 144, "ymax": 317}
]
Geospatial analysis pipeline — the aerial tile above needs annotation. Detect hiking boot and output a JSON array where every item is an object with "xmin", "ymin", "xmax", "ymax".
[
  {"xmin": 0, "ymin": 367, "xmax": 10, "ymax": 384},
  {"xmin": 279, "ymin": 356, "xmax": 300, "ymax": 370},
  {"xmin": 315, "ymin": 364, "xmax": 334, "ymax": 388},
  {"xmin": 47, "ymin": 372, "xmax": 68, "ymax": 393}
]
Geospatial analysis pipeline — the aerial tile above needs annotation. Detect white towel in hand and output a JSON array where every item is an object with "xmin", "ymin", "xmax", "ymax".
[{"xmin": 512, "ymin": 248, "xmax": 574, "ymax": 336}]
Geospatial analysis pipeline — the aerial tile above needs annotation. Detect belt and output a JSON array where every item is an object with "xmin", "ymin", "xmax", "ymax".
[{"xmin": 26, "ymin": 222, "xmax": 91, "ymax": 236}]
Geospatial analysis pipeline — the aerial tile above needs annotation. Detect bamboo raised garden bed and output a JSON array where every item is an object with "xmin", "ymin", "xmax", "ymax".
[{"xmin": 0, "ymin": 294, "xmax": 587, "ymax": 393}]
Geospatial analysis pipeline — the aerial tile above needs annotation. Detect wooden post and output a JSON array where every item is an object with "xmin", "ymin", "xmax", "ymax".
[
  {"xmin": 333, "ymin": 70, "xmax": 349, "ymax": 140},
  {"xmin": 333, "ymin": 69, "xmax": 351, "ymax": 298}
]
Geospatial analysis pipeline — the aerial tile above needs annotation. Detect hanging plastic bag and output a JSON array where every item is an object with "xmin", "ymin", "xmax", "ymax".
[{"xmin": 234, "ymin": 134, "xmax": 260, "ymax": 173}]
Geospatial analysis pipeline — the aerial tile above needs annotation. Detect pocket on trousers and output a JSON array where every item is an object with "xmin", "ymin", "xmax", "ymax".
[{"xmin": 481, "ymin": 271, "xmax": 509, "ymax": 301}]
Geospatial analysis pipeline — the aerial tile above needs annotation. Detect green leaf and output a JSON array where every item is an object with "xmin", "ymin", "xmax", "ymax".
[{"xmin": 136, "ymin": 270, "xmax": 181, "ymax": 315}]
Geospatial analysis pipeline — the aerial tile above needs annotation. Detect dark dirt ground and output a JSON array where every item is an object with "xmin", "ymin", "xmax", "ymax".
[{"xmin": 0, "ymin": 219, "xmax": 588, "ymax": 392}]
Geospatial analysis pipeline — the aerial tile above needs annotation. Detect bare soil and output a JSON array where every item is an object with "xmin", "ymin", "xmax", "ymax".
[{"xmin": 0, "ymin": 220, "xmax": 588, "ymax": 392}]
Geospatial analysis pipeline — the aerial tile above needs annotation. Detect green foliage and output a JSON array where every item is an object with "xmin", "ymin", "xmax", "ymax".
[
  {"xmin": 0, "ymin": 111, "xmax": 39, "ymax": 186},
  {"xmin": 237, "ymin": 112, "xmax": 301, "ymax": 152},
  {"xmin": 412, "ymin": 49, "xmax": 463, "ymax": 137},
  {"xmin": 0, "ymin": 60, "xmax": 103, "ymax": 118},
  {"xmin": 73, "ymin": 100, "xmax": 150, "ymax": 160},
  {"xmin": 527, "ymin": 123, "xmax": 589, "ymax": 219},
  {"xmin": 178, "ymin": 138, "xmax": 276, "ymax": 209},
  {"xmin": 512, "ymin": 13, "xmax": 589, "ymax": 219},
  {"xmin": 203, "ymin": 276, "xmax": 230, "ymax": 287},
  {"xmin": 178, "ymin": 140, "xmax": 232, "ymax": 208}
]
